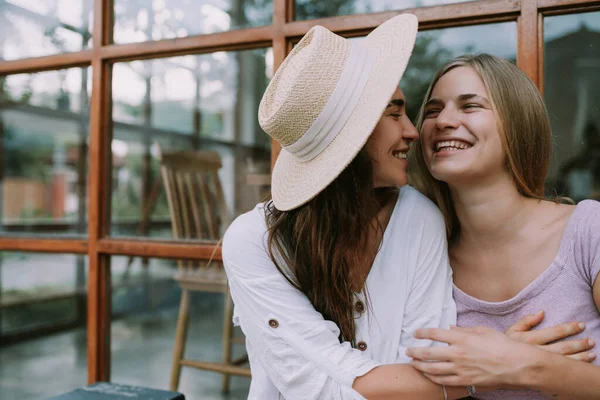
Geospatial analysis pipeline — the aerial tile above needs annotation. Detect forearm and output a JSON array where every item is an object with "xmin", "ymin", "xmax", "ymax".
[
  {"xmin": 520, "ymin": 349, "xmax": 600, "ymax": 399},
  {"xmin": 353, "ymin": 364, "xmax": 469, "ymax": 400}
]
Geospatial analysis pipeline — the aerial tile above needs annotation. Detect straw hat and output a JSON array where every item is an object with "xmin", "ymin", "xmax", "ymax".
[{"xmin": 259, "ymin": 14, "xmax": 418, "ymax": 211}]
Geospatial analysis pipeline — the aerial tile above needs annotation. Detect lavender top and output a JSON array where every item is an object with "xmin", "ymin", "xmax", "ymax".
[{"xmin": 455, "ymin": 200, "xmax": 600, "ymax": 400}]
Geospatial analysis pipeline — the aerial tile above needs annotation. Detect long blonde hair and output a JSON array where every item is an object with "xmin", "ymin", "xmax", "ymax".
[{"xmin": 412, "ymin": 54, "xmax": 553, "ymax": 241}]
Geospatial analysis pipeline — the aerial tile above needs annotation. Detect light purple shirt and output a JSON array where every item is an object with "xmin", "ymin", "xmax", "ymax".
[{"xmin": 455, "ymin": 200, "xmax": 600, "ymax": 399}]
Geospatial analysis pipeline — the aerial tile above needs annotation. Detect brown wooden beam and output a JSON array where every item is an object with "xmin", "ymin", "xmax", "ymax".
[
  {"xmin": 283, "ymin": 0, "xmax": 520, "ymax": 39},
  {"xmin": 285, "ymin": 0, "xmax": 295, "ymax": 22},
  {"xmin": 537, "ymin": 12, "xmax": 545, "ymax": 98},
  {"xmin": 95, "ymin": 0, "xmax": 114, "ymax": 48},
  {"xmin": 0, "ymin": 237, "xmax": 87, "ymax": 253},
  {"xmin": 87, "ymin": 0, "xmax": 113, "ymax": 385},
  {"xmin": 270, "ymin": 0, "xmax": 291, "ymax": 168},
  {"xmin": 538, "ymin": 0, "xmax": 600, "ymax": 14},
  {"xmin": 97, "ymin": 238, "xmax": 222, "ymax": 261},
  {"xmin": 98, "ymin": 26, "xmax": 272, "ymax": 63},
  {"xmin": 0, "ymin": 219, "xmax": 171, "ymax": 234},
  {"xmin": 517, "ymin": 0, "xmax": 540, "ymax": 86},
  {"xmin": 0, "ymin": 51, "xmax": 93, "ymax": 75}
]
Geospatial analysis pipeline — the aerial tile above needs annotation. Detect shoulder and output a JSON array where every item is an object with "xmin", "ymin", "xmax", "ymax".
[
  {"xmin": 222, "ymin": 203, "xmax": 269, "ymax": 262},
  {"xmin": 576, "ymin": 199, "xmax": 600, "ymax": 219},
  {"xmin": 568, "ymin": 199, "xmax": 600, "ymax": 240},
  {"xmin": 563, "ymin": 199, "xmax": 600, "ymax": 280},
  {"xmin": 397, "ymin": 186, "xmax": 446, "ymax": 233},
  {"xmin": 576, "ymin": 199, "xmax": 600, "ymax": 242}
]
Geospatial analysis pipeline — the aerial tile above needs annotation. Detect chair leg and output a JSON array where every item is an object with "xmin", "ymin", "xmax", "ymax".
[
  {"xmin": 221, "ymin": 288, "xmax": 235, "ymax": 392},
  {"xmin": 170, "ymin": 289, "xmax": 190, "ymax": 391}
]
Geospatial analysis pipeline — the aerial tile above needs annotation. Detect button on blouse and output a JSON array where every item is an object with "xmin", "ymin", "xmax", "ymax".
[{"xmin": 223, "ymin": 186, "xmax": 457, "ymax": 400}]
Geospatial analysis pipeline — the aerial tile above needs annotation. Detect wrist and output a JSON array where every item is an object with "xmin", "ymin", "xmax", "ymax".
[{"xmin": 513, "ymin": 347, "xmax": 551, "ymax": 389}]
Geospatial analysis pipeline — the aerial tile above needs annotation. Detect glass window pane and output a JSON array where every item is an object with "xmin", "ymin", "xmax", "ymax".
[
  {"xmin": 544, "ymin": 12, "xmax": 600, "ymax": 202},
  {"xmin": 400, "ymin": 22, "xmax": 517, "ymax": 120},
  {"xmin": 295, "ymin": 0, "xmax": 477, "ymax": 20},
  {"xmin": 110, "ymin": 255, "xmax": 250, "ymax": 398},
  {"xmin": 113, "ymin": 0, "xmax": 272, "ymax": 44},
  {"xmin": 111, "ymin": 48, "xmax": 272, "ymax": 240},
  {"xmin": 0, "ymin": 68, "xmax": 90, "ymax": 237},
  {"xmin": 0, "ymin": 252, "xmax": 88, "ymax": 399},
  {"xmin": 0, "ymin": 0, "xmax": 93, "ymax": 61}
]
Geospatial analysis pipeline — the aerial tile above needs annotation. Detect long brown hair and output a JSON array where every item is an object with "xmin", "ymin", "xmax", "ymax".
[
  {"xmin": 412, "ymin": 54, "xmax": 554, "ymax": 241},
  {"xmin": 265, "ymin": 149, "xmax": 393, "ymax": 345}
]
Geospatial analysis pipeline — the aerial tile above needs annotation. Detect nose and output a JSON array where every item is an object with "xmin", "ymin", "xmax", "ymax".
[
  {"xmin": 402, "ymin": 118, "xmax": 419, "ymax": 142},
  {"xmin": 435, "ymin": 106, "xmax": 459, "ymax": 131}
]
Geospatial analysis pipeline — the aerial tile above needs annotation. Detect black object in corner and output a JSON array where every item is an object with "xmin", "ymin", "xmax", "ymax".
[{"xmin": 48, "ymin": 382, "xmax": 185, "ymax": 400}]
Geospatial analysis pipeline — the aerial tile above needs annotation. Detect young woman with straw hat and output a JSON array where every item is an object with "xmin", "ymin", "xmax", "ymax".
[
  {"xmin": 222, "ymin": 17, "xmax": 589, "ymax": 400},
  {"xmin": 407, "ymin": 53, "xmax": 600, "ymax": 399}
]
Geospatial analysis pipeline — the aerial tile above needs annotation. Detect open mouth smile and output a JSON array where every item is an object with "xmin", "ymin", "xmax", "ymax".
[{"xmin": 434, "ymin": 140, "xmax": 472, "ymax": 153}]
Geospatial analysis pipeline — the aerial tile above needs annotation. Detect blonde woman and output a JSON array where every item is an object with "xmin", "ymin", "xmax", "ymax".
[
  {"xmin": 408, "ymin": 53, "xmax": 600, "ymax": 399},
  {"xmin": 222, "ymin": 15, "xmax": 592, "ymax": 400}
]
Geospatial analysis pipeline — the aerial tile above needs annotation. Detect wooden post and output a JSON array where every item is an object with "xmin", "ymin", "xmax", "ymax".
[{"xmin": 87, "ymin": 0, "xmax": 114, "ymax": 384}]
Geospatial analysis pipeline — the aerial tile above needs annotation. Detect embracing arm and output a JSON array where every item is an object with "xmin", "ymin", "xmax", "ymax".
[
  {"xmin": 354, "ymin": 365, "xmax": 470, "ymax": 400},
  {"xmin": 408, "ymin": 326, "xmax": 600, "ymax": 400},
  {"xmin": 521, "ymin": 349, "xmax": 600, "ymax": 399},
  {"xmin": 223, "ymin": 211, "xmax": 466, "ymax": 400}
]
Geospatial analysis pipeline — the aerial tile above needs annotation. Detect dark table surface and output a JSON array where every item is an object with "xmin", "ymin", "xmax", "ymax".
[{"xmin": 48, "ymin": 382, "xmax": 185, "ymax": 400}]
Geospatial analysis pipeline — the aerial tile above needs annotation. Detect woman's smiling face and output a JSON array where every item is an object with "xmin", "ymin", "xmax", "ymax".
[
  {"xmin": 366, "ymin": 86, "xmax": 419, "ymax": 189},
  {"xmin": 420, "ymin": 66, "xmax": 506, "ymax": 185}
]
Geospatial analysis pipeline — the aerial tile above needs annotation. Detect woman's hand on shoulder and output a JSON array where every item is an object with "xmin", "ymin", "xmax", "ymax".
[{"xmin": 505, "ymin": 311, "xmax": 596, "ymax": 362}]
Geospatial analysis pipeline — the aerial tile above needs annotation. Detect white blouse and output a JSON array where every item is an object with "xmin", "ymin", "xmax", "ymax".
[{"xmin": 222, "ymin": 186, "xmax": 456, "ymax": 400}]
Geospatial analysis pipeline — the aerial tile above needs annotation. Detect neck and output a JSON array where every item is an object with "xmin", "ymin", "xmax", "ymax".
[{"xmin": 449, "ymin": 174, "xmax": 538, "ymax": 249}]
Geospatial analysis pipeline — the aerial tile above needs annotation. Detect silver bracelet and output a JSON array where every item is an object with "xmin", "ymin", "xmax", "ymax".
[
  {"xmin": 466, "ymin": 385, "xmax": 477, "ymax": 396},
  {"xmin": 442, "ymin": 384, "xmax": 448, "ymax": 400}
]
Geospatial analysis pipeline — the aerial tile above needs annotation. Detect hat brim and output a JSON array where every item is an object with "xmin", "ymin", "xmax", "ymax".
[{"xmin": 270, "ymin": 14, "xmax": 418, "ymax": 211}]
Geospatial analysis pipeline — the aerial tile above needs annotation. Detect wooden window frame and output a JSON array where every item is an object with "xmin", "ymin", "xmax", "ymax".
[{"xmin": 0, "ymin": 0, "xmax": 599, "ymax": 385}]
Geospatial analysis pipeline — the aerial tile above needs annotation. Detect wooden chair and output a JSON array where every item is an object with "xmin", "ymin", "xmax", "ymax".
[{"xmin": 160, "ymin": 149, "xmax": 250, "ymax": 393}]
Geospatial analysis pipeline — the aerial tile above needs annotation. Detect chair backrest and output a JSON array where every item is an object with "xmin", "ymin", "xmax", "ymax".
[{"xmin": 159, "ymin": 149, "xmax": 229, "ymax": 243}]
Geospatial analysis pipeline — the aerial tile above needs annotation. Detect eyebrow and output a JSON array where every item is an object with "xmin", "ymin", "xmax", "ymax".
[
  {"xmin": 424, "ymin": 98, "xmax": 443, "ymax": 108},
  {"xmin": 457, "ymin": 93, "xmax": 488, "ymax": 103},
  {"xmin": 424, "ymin": 93, "xmax": 489, "ymax": 107},
  {"xmin": 386, "ymin": 98, "xmax": 406, "ymax": 108}
]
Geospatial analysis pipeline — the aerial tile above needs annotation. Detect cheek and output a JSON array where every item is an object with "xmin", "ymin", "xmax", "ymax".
[
  {"xmin": 364, "ymin": 140, "xmax": 380, "ymax": 163},
  {"xmin": 420, "ymin": 123, "xmax": 436, "ymax": 160},
  {"xmin": 365, "ymin": 127, "xmax": 389, "ymax": 162},
  {"xmin": 492, "ymin": 136, "xmax": 507, "ymax": 165},
  {"xmin": 480, "ymin": 121, "xmax": 504, "ymax": 156}
]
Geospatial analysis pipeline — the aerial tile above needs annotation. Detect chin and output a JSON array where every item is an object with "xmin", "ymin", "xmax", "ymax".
[
  {"xmin": 427, "ymin": 164, "xmax": 466, "ymax": 184},
  {"xmin": 393, "ymin": 176, "xmax": 408, "ymax": 188},
  {"xmin": 373, "ymin": 175, "xmax": 407, "ymax": 189}
]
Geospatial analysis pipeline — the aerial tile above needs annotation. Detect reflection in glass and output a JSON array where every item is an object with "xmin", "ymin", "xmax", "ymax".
[
  {"xmin": 544, "ymin": 12, "xmax": 600, "ymax": 202},
  {"xmin": 0, "ymin": 0, "xmax": 93, "ymax": 61},
  {"xmin": 110, "ymin": 256, "xmax": 250, "ymax": 399},
  {"xmin": 113, "ymin": 0, "xmax": 272, "ymax": 44},
  {"xmin": 0, "ymin": 252, "xmax": 88, "ymax": 398},
  {"xmin": 111, "ymin": 48, "xmax": 272, "ymax": 240},
  {"xmin": 400, "ymin": 22, "xmax": 517, "ymax": 120},
  {"xmin": 295, "ymin": 0, "xmax": 476, "ymax": 20},
  {"xmin": 0, "ymin": 68, "xmax": 90, "ymax": 236}
]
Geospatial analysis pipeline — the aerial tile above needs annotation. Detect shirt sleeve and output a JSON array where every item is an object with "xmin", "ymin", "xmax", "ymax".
[
  {"xmin": 222, "ymin": 207, "xmax": 381, "ymax": 400},
  {"xmin": 573, "ymin": 200, "xmax": 600, "ymax": 286},
  {"xmin": 397, "ymin": 197, "xmax": 457, "ymax": 362}
]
